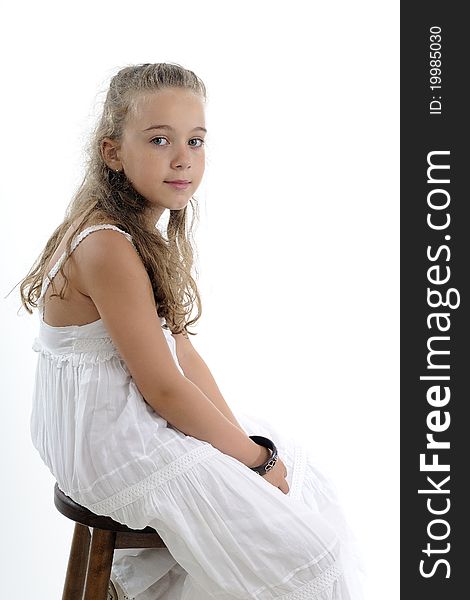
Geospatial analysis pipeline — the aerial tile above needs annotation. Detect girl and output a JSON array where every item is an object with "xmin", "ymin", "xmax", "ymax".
[{"xmin": 19, "ymin": 63, "xmax": 363, "ymax": 599}]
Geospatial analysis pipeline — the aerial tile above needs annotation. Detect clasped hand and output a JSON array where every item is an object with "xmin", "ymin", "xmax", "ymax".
[{"xmin": 261, "ymin": 456, "xmax": 289, "ymax": 494}]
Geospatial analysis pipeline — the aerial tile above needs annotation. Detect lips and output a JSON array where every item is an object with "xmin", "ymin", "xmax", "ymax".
[
  {"xmin": 164, "ymin": 180, "xmax": 191, "ymax": 191},
  {"xmin": 164, "ymin": 180, "xmax": 191, "ymax": 184}
]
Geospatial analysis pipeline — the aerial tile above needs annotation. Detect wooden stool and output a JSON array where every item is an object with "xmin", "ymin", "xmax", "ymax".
[{"xmin": 54, "ymin": 482, "xmax": 167, "ymax": 600}]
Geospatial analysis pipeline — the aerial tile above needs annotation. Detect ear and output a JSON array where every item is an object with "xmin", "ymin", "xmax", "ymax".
[{"xmin": 100, "ymin": 137, "xmax": 122, "ymax": 171}]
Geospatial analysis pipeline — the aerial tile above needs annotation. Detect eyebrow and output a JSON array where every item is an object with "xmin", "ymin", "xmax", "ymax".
[{"xmin": 142, "ymin": 124, "xmax": 207, "ymax": 133}]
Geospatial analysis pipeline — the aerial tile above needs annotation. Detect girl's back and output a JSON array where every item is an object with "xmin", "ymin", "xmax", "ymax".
[{"xmin": 41, "ymin": 215, "xmax": 121, "ymax": 327}]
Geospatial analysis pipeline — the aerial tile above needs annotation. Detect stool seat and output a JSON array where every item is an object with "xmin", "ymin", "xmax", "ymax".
[
  {"xmin": 54, "ymin": 483, "xmax": 157, "ymax": 534},
  {"xmin": 54, "ymin": 482, "xmax": 168, "ymax": 599}
]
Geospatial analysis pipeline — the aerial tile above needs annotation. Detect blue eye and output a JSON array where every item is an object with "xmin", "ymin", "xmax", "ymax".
[
  {"xmin": 189, "ymin": 138, "xmax": 205, "ymax": 148},
  {"xmin": 151, "ymin": 137, "xmax": 168, "ymax": 146}
]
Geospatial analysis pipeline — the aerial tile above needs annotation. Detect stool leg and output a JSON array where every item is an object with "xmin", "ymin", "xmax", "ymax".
[
  {"xmin": 62, "ymin": 522, "xmax": 91, "ymax": 600},
  {"xmin": 83, "ymin": 528, "xmax": 116, "ymax": 600}
]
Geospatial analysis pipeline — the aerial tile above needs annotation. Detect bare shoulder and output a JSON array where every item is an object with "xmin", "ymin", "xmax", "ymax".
[{"xmin": 68, "ymin": 225, "xmax": 140, "ymax": 297}]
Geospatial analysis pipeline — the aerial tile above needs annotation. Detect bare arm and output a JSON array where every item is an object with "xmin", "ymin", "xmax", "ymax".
[
  {"xmin": 172, "ymin": 331, "xmax": 245, "ymax": 432},
  {"xmin": 74, "ymin": 231, "xmax": 269, "ymax": 468}
]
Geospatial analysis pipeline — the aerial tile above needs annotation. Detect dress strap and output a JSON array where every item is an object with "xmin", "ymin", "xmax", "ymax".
[{"xmin": 39, "ymin": 224, "xmax": 136, "ymax": 313}]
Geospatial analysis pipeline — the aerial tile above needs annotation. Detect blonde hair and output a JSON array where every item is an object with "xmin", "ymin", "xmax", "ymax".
[{"xmin": 17, "ymin": 62, "xmax": 207, "ymax": 335}]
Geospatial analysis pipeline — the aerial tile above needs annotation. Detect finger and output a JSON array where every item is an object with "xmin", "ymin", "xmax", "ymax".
[{"xmin": 278, "ymin": 479, "xmax": 290, "ymax": 495}]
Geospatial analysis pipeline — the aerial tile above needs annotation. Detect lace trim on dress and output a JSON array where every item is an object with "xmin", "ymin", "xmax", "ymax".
[
  {"xmin": 275, "ymin": 563, "xmax": 343, "ymax": 600},
  {"xmin": 72, "ymin": 336, "xmax": 117, "ymax": 353},
  {"xmin": 289, "ymin": 444, "xmax": 308, "ymax": 501},
  {"xmin": 32, "ymin": 336, "xmax": 121, "ymax": 366},
  {"xmin": 89, "ymin": 444, "xmax": 219, "ymax": 514}
]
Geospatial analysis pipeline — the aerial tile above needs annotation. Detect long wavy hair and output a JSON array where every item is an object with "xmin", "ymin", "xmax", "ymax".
[{"xmin": 17, "ymin": 62, "xmax": 207, "ymax": 335}]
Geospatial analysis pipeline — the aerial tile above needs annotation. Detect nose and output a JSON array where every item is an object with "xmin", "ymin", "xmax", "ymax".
[{"xmin": 170, "ymin": 142, "xmax": 191, "ymax": 170}]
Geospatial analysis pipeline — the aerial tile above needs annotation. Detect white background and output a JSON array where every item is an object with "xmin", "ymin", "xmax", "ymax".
[{"xmin": 0, "ymin": 1, "xmax": 399, "ymax": 598}]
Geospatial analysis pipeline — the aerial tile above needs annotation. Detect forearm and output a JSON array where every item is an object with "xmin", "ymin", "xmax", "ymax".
[
  {"xmin": 146, "ymin": 376, "xmax": 269, "ymax": 467},
  {"xmin": 177, "ymin": 348, "xmax": 245, "ymax": 432}
]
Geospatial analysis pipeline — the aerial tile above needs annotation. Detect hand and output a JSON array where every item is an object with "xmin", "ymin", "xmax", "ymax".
[{"xmin": 261, "ymin": 455, "xmax": 289, "ymax": 495}]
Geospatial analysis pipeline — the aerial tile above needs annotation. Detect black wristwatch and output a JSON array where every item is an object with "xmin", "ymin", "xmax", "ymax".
[{"xmin": 248, "ymin": 435, "xmax": 278, "ymax": 475}]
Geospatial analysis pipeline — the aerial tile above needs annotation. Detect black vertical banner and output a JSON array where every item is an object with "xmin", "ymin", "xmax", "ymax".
[{"xmin": 401, "ymin": 4, "xmax": 469, "ymax": 598}]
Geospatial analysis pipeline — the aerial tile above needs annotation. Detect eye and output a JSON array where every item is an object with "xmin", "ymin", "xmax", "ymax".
[
  {"xmin": 151, "ymin": 137, "xmax": 169, "ymax": 146},
  {"xmin": 189, "ymin": 138, "xmax": 205, "ymax": 148}
]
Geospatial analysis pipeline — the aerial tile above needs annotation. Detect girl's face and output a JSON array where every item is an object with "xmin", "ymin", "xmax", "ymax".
[{"xmin": 103, "ymin": 87, "xmax": 206, "ymax": 225}]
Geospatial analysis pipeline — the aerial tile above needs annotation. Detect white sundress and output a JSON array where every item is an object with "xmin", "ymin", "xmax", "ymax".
[{"xmin": 30, "ymin": 224, "xmax": 365, "ymax": 600}]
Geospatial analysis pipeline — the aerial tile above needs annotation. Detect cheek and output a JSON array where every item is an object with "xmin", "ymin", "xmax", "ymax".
[
  {"xmin": 131, "ymin": 149, "xmax": 162, "ymax": 175},
  {"xmin": 195, "ymin": 153, "xmax": 206, "ymax": 173}
]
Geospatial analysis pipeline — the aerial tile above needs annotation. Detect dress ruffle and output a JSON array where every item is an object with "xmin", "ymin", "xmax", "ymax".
[{"xmin": 32, "ymin": 336, "xmax": 121, "ymax": 366}]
